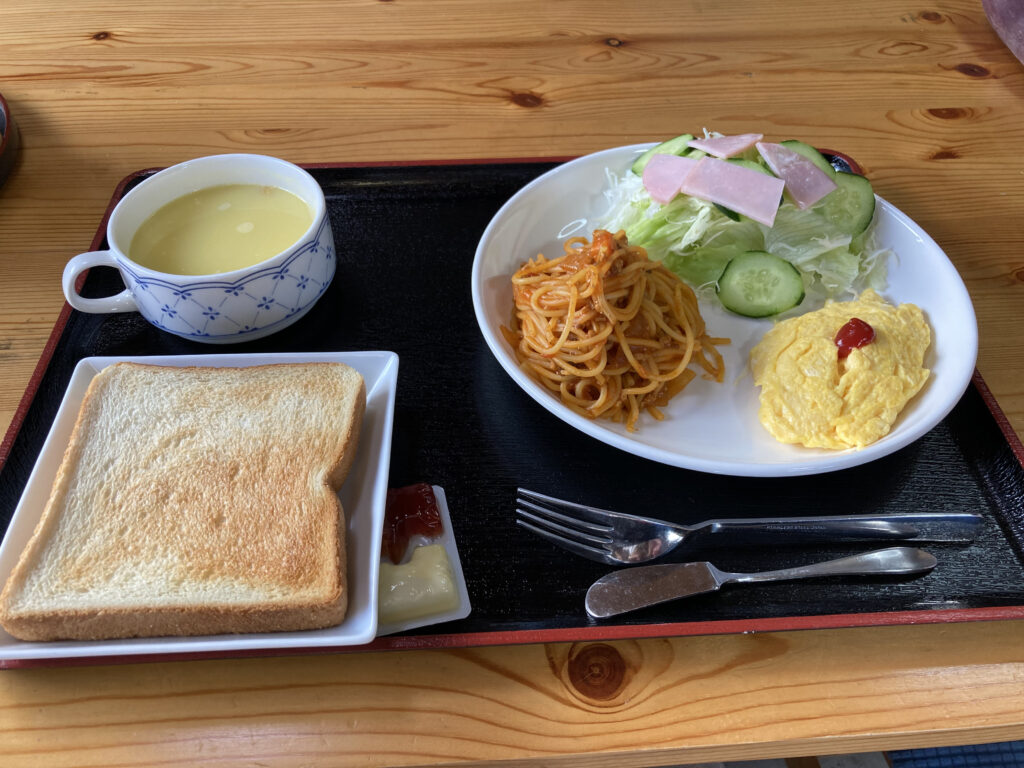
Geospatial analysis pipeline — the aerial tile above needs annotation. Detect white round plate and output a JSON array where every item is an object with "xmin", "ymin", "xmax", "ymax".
[{"xmin": 471, "ymin": 144, "xmax": 978, "ymax": 477}]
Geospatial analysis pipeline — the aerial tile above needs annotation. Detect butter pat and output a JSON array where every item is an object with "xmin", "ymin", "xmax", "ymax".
[{"xmin": 378, "ymin": 544, "xmax": 459, "ymax": 625}]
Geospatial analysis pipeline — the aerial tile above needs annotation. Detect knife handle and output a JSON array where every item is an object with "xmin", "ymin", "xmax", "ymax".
[
  {"xmin": 722, "ymin": 546, "xmax": 938, "ymax": 584},
  {"xmin": 691, "ymin": 513, "xmax": 983, "ymax": 543}
]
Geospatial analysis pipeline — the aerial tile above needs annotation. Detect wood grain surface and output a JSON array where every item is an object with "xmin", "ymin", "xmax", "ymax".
[{"xmin": 1, "ymin": 1, "xmax": 1024, "ymax": 766}]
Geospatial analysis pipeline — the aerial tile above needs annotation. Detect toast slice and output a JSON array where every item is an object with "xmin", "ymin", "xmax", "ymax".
[{"xmin": 0, "ymin": 361, "xmax": 366, "ymax": 641}]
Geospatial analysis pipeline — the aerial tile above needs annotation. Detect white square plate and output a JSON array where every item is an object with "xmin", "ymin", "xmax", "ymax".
[{"xmin": 0, "ymin": 350, "xmax": 398, "ymax": 663}]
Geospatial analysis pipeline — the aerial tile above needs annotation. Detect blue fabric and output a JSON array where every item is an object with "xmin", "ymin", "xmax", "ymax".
[{"xmin": 889, "ymin": 740, "xmax": 1024, "ymax": 767}]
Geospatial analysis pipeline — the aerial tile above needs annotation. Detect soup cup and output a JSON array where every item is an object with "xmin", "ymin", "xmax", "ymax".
[{"xmin": 62, "ymin": 154, "xmax": 334, "ymax": 344}]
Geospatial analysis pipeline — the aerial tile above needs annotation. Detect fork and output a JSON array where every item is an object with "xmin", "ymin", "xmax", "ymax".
[{"xmin": 515, "ymin": 488, "xmax": 984, "ymax": 566}]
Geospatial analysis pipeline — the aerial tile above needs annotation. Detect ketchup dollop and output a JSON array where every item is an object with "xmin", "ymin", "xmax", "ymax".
[
  {"xmin": 834, "ymin": 317, "xmax": 875, "ymax": 359},
  {"xmin": 382, "ymin": 483, "xmax": 443, "ymax": 564}
]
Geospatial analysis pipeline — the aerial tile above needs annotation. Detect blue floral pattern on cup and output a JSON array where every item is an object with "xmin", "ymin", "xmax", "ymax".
[{"xmin": 120, "ymin": 216, "xmax": 335, "ymax": 342}]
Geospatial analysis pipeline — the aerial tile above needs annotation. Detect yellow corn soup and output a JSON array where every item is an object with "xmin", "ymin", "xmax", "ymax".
[{"xmin": 130, "ymin": 184, "xmax": 312, "ymax": 275}]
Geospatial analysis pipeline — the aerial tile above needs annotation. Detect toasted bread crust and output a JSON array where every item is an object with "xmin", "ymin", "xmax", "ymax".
[
  {"xmin": 1, "ymin": 599, "xmax": 350, "ymax": 642},
  {"xmin": 0, "ymin": 362, "xmax": 365, "ymax": 641}
]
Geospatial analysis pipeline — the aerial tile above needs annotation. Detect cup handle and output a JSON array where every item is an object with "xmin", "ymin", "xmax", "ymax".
[{"xmin": 62, "ymin": 251, "xmax": 140, "ymax": 314}]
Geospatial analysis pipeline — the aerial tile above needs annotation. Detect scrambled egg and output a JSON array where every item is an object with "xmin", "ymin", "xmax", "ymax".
[{"xmin": 750, "ymin": 290, "xmax": 931, "ymax": 450}]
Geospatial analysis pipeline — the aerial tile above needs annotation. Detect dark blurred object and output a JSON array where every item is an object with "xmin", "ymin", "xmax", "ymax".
[
  {"xmin": 0, "ymin": 92, "xmax": 20, "ymax": 189},
  {"xmin": 984, "ymin": 0, "xmax": 1024, "ymax": 65}
]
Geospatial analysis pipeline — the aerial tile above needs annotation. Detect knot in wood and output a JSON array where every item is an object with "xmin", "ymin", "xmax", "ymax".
[
  {"xmin": 879, "ymin": 41, "xmax": 927, "ymax": 56},
  {"xmin": 955, "ymin": 63, "xmax": 990, "ymax": 78},
  {"xmin": 92, "ymin": 31, "xmax": 110, "ymax": 40},
  {"xmin": 605, "ymin": 38, "xmax": 623, "ymax": 47},
  {"xmin": 567, "ymin": 643, "xmax": 627, "ymax": 701},
  {"xmin": 919, "ymin": 11, "xmax": 944, "ymax": 22},
  {"xmin": 509, "ymin": 92, "xmax": 544, "ymax": 108},
  {"xmin": 928, "ymin": 107, "xmax": 968, "ymax": 120}
]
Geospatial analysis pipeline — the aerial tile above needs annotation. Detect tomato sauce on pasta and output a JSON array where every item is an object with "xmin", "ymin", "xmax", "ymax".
[{"xmin": 501, "ymin": 229, "xmax": 727, "ymax": 432}]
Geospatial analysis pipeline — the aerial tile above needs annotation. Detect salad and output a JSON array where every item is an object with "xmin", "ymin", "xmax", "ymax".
[{"xmin": 596, "ymin": 131, "xmax": 890, "ymax": 317}]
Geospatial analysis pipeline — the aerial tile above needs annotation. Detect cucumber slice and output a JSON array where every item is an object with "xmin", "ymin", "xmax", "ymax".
[
  {"xmin": 780, "ymin": 139, "xmax": 837, "ymax": 179},
  {"xmin": 716, "ymin": 251, "xmax": 805, "ymax": 317},
  {"xmin": 814, "ymin": 171, "xmax": 876, "ymax": 236},
  {"xmin": 631, "ymin": 133, "xmax": 695, "ymax": 175},
  {"xmin": 713, "ymin": 204, "xmax": 741, "ymax": 221},
  {"xmin": 728, "ymin": 157, "xmax": 774, "ymax": 175}
]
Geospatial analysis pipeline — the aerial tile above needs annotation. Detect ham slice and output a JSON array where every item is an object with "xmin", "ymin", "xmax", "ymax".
[
  {"xmin": 756, "ymin": 142, "xmax": 837, "ymax": 209},
  {"xmin": 679, "ymin": 157, "xmax": 785, "ymax": 227},
  {"xmin": 686, "ymin": 133, "xmax": 763, "ymax": 159},
  {"xmin": 641, "ymin": 153, "xmax": 699, "ymax": 204}
]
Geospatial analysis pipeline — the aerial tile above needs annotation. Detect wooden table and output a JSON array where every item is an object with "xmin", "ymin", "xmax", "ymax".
[{"xmin": 2, "ymin": 1, "xmax": 1024, "ymax": 766}]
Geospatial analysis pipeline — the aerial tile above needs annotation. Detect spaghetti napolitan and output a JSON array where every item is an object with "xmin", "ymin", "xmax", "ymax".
[{"xmin": 502, "ymin": 229, "xmax": 727, "ymax": 432}]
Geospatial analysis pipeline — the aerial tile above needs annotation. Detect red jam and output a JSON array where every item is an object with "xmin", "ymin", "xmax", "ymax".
[
  {"xmin": 834, "ymin": 317, "xmax": 875, "ymax": 359},
  {"xmin": 382, "ymin": 483, "xmax": 444, "ymax": 564}
]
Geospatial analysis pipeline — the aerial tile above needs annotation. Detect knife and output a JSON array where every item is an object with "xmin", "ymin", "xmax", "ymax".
[{"xmin": 584, "ymin": 546, "xmax": 938, "ymax": 618}]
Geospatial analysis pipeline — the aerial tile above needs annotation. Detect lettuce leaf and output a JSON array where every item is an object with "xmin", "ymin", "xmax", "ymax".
[{"xmin": 596, "ymin": 167, "xmax": 888, "ymax": 301}]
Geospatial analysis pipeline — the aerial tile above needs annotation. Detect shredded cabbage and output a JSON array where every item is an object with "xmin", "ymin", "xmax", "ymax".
[{"xmin": 597, "ymin": 166, "xmax": 889, "ymax": 302}]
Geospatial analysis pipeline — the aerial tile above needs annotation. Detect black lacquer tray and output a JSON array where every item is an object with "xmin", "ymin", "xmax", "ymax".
[{"xmin": 2, "ymin": 159, "xmax": 1024, "ymax": 664}]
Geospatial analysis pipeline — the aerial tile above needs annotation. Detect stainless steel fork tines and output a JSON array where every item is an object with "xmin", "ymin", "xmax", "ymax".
[
  {"xmin": 514, "ymin": 488, "xmax": 984, "ymax": 566},
  {"xmin": 516, "ymin": 488, "xmax": 680, "ymax": 565}
]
